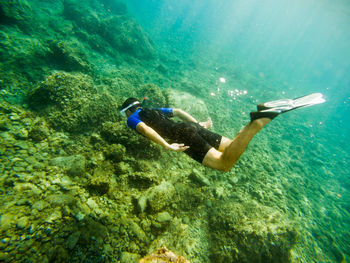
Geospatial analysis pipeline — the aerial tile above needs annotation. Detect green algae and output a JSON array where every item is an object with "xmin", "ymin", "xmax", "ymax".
[{"xmin": 28, "ymin": 71, "xmax": 120, "ymax": 133}]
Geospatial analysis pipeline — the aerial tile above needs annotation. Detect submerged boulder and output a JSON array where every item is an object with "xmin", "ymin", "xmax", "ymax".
[
  {"xmin": 100, "ymin": 121, "xmax": 162, "ymax": 160},
  {"xmin": 63, "ymin": 0, "xmax": 154, "ymax": 59},
  {"xmin": 48, "ymin": 39, "xmax": 92, "ymax": 73},
  {"xmin": 208, "ymin": 200, "xmax": 298, "ymax": 263},
  {"xmin": 27, "ymin": 71, "xmax": 120, "ymax": 133},
  {"xmin": 0, "ymin": 0, "xmax": 32, "ymax": 28},
  {"xmin": 145, "ymin": 181, "xmax": 175, "ymax": 213},
  {"xmin": 50, "ymin": 155, "xmax": 86, "ymax": 177},
  {"xmin": 120, "ymin": 252, "xmax": 140, "ymax": 263}
]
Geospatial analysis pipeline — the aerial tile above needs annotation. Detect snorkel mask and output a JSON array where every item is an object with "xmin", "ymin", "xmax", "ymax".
[
  {"xmin": 119, "ymin": 101, "xmax": 140, "ymax": 117},
  {"xmin": 119, "ymin": 97, "xmax": 148, "ymax": 117}
]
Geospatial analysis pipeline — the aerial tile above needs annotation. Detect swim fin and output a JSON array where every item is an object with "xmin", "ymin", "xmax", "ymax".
[{"xmin": 250, "ymin": 93, "xmax": 326, "ymax": 121}]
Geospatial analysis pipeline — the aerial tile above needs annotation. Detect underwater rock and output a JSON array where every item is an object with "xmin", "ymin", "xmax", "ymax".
[
  {"xmin": 112, "ymin": 18, "xmax": 154, "ymax": 59},
  {"xmin": 100, "ymin": 121, "xmax": 128, "ymax": 144},
  {"xmin": 138, "ymin": 195, "xmax": 148, "ymax": 213},
  {"xmin": 101, "ymin": 0, "xmax": 127, "ymax": 15},
  {"xmin": 13, "ymin": 127, "xmax": 29, "ymax": 140},
  {"xmin": 214, "ymin": 186, "xmax": 225, "ymax": 199},
  {"xmin": 189, "ymin": 169, "xmax": 210, "ymax": 186},
  {"xmin": 140, "ymin": 84, "xmax": 171, "ymax": 108},
  {"xmin": 51, "ymin": 176, "xmax": 73, "ymax": 191},
  {"xmin": 119, "ymin": 217, "xmax": 147, "ymax": 242},
  {"xmin": 139, "ymin": 246, "xmax": 190, "ymax": 263},
  {"xmin": 27, "ymin": 72, "xmax": 120, "ymax": 133},
  {"xmin": 129, "ymin": 172, "xmax": 159, "ymax": 190},
  {"xmin": 63, "ymin": 0, "xmax": 153, "ymax": 59},
  {"xmin": 67, "ymin": 231, "xmax": 81, "ymax": 250},
  {"xmin": 13, "ymin": 140, "xmax": 28, "ymax": 150},
  {"xmin": 50, "ymin": 155, "xmax": 86, "ymax": 177},
  {"xmin": 86, "ymin": 175, "xmax": 110, "ymax": 196},
  {"xmin": 0, "ymin": 117, "xmax": 11, "ymax": 131},
  {"xmin": 48, "ymin": 39, "xmax": 92, "ymax": 73},
  {"xmin": 63, "ymin": 0, "xmax": 127, "ymax": 32},
  {"xmin": 0, "ymin": 0, "xmax": 32, "ymax": 27},
  {"xmin": 0, "ymin": 29, "xmax": 51, "ymax": 87},
  {"xmin": 74, "ymin": 211, "xmax": 85, "ymax": 222},
  {"xmin": 156, "ymin": 212, "xmax": 172, "ymax": 224},
  {"xmin": 156, "ymin": 63, "xmax": 168, "ymax": 74},
  {"xmin": 100, "ymin": 121, "xmax": 162, "ymax": 159},
  {"xmin": 208, "ymin": 200, "xmax": 298, "ymax": 263},
  {"xmin": 45, "ymin": 210, "xmax": 62, "ymax": 224},
  {"xmin": 16, "ymin": 216, "xmax": 29, "ymax": 229},
  {"xmin": 146, "ymin": 181, "xmax": 175, "ymax": 213},
  {"xmin": 0, "ymin": 214, "xmax": 13, "ymax": 231},
  {"xmin": 32, "ymin": 200, "xmax": 50, "ymax": 211},
  {"xmin": 115, "ymin": 161, "xmax": 132, "ymax": 174},
  {"xmin": 119, "ymin": 251, "xmax": 141, "ymax": 263},
  {"xmin": 104, "ymin": 143, "xmax": 126, "ymax": 162},
  {"xmin": 46, "ymin": 194, "xmax": 75, "ymax": 207},
  {"xmin": 86, "ymin": 198, "xmax": 99, "ymax": 210},
  {"xmin": 229, "ymin": 176, "xmax": 239, "ymax": 185}
]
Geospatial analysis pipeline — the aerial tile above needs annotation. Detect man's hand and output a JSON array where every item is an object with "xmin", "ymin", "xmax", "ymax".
[
  {"xmin": 167, "ymin": 143, "xmax": 189, "ymax": 152},
  {"xmin": 199, "ymin": 118, "xmax": 213, "ymax": 129}
]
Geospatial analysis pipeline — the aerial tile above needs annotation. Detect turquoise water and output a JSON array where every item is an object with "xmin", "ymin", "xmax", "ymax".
[
  {"xmin": 0, "ymin": 0, "xmax": 349, "ymax": 262},
  {"xmin": 128, "ymin": 0, "xmax": 350, "ymax": 130},
  {"xmin": 127, "ymin": 0, "xmax": 350, "ymax": 177}
]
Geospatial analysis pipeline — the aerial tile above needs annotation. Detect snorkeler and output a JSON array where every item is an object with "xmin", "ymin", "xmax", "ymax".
[{"xmin": 119, "ymin": 93, "xmax": 325, "ymax": 172}]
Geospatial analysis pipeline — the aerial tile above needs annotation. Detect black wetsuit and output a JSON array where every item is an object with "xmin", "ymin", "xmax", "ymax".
[{"xmin": 127, "ymin": 108, "xmax": 221, "ymax": 163}]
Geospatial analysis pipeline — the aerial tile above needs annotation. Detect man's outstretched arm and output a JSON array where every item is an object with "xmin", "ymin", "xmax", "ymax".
[
  {"xmin": 136, "ymin": 122, "xmax": 189, "ymax": 152},
  {"xmin": 173, "ymin": 108, "xmax": 198, "ymax": 122},
  {"xmin": 173, "ymin": 108, "xmax": 212, "ymax": 129}
]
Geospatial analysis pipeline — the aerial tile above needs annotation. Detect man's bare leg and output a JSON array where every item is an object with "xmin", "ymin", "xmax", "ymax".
[
  {"xmin": 202, "ymin": 118, "xmax": 271, "ymax": 172},
  {"xmin": 217, "ymin": 137, "xmax": 232, "ymax": 152}
]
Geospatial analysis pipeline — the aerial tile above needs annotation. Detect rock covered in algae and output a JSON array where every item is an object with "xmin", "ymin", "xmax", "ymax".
[
  {"xmin": 139, "ymin": 246, "xmax": 190, "ymax": 263},
  {"xmin": 48, "ymin": 39, "xmax": 92, "ymax": 73},
  {"xmin": 100, "ymin": 121, "xmax": 162, "ymax": 160},
  {"xmin": 27, "ymin": 71, "xmax": 120, "ymax": 133},
  {"xmin": 145, "ymin": 181, "xmax": 175, "ymax": 212},
  {"xmin": 140, "ymin": 84, "xmax": 171, "ymax": 108},
  {"xmin": 50, "ymin": 155, "xmax": 86, "ymax": 177},
  {"xmin": 0, "ymin": 0, "xmax": 33, "ymax": 30},
  {"xmin": 208, "ymin": 200, "xmax": 298, "ymax": 263},
  {"xmin": 63, "ymin": 0, "xmax": 154, "ymax": 59},
  {"xmin": 104, "ymin": 143, "xmax": 126, "ymax": 162}
]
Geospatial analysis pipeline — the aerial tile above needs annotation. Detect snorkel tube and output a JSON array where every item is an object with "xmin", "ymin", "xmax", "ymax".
[{"xmin": 141, "ymin": 97, "xmax": 148, "ymax": 107}]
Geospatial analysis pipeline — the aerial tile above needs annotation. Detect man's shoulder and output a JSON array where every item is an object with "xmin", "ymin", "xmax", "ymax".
[{"xmin": 127, "ymin": 109, "xmax": 142, "ymax": 130}]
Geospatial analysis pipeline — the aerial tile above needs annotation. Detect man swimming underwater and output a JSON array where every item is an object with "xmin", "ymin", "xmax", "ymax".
[{"xmin": 119, "ymin": 93, "xmax": 325, "ymax": 172}]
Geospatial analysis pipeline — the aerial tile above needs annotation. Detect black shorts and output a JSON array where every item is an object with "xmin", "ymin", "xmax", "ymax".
[{"xmin": 168, "ymin": 122, "xmax": 222, "ymax": 163}]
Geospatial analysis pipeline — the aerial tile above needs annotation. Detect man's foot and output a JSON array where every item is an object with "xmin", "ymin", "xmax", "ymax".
[{"xmin": 250, "ymin": 110, "xmax": 280, "ymax": 121}]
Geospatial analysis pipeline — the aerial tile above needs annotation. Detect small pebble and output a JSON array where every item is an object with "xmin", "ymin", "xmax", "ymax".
[{"xmin": 17, "ymin": 216, "xmax": 29, "ymax": 229}]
